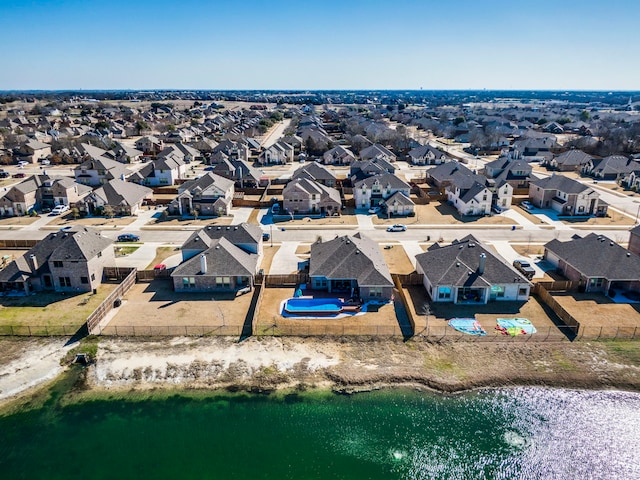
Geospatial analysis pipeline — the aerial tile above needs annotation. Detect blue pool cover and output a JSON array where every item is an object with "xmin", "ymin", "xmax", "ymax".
[{"xmin": 284, "ymin": 298, "xmax": 343, "ymax": 313}]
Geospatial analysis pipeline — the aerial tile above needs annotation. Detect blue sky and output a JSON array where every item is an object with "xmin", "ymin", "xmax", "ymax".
[{"xmin": 0, "ymin": 0, "xmax": 638, "ymax": 90}]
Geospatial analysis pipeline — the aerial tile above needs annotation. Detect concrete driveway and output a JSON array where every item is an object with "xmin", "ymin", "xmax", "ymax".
[
  {"xmin": 490, "ymin": 240, "xmax": 546, "ymax": 278},
  {"xmin": 269, "ymin": 241, "xmax": 303, "ymax": 274},
  {"xmin": 400, "ymin": 240, "xmax": 425, "ymax": 268}
]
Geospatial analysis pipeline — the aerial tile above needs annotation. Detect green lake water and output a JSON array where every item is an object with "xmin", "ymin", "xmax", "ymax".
[{"xmin": 1, "ymin": 384, "xmax": 640, "ymax": 479}]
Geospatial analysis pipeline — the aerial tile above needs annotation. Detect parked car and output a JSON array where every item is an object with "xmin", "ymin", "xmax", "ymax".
[
  {"xmin": 12, "ymin": 173, "xmax": 26, "ymax": 178},
  {"xmin": 368, "ymin": 206, "xmax": 381, "ymax": 214},
  {"xmin": 387, "ymin": 224, "xmax": 407, "ymax": 232},
  {"xmin": 0, "ymin": 170, "xmax": 9, "ymax": 178},
  {"xmin": 50, "ymin": 205, "xmax": 70, "ymax": 215},
  {"xmin": 520, "ymin": 201, "xmax": 534, "ymax": 211},
  {"xmin": 117, "ymin": 233, "xmax": 140, "ymax": 242},
  {"xmin": 153, "ymin": 264, "xmax": 167, "ymax": 272},
  {"xmin": 17, "ymin": 161, "xmax": 29, "ymax": 168},
  {"xmin": 262, "ymin": 233, "xmax": 270, "ymax": 241},
  {"xmin": 40, "ymin": 159, "xmax": 50, "ymax": 166},
  {"xmin": 513, "ymin": 259, "xmax": 535, "ymax": 279}
]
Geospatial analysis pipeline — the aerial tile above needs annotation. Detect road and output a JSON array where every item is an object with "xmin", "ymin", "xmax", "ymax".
[{"xmin": 259, "ymin": 119, "xmax": 292, "ymax": 148}]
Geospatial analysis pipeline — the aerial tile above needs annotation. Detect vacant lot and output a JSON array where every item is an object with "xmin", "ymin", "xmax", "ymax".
[
  {"xmin": 255, "ymin": 287, "xmax": 403, "ymax": 336},
  {"xmin": 551, "ymin": 292, "xmax": 640, "ymax": 338},
  {"xmin": 403, "ymin": 286, "xmax": 565, "ymax": 339},
  {"xmin": 372, "ymin": 202, "xmax": 515, "ymax": 226},
  {"xmin": 0, "ymin": 284, "xmax": 117, "ymax": 334},
  {"xmin": 106, "ymin": 280, "xmax": 253, "ymax": 335}
]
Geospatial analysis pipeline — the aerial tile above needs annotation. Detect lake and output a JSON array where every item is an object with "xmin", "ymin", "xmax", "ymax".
[{"xmin": 1, "ymin": 385, "xmax": 639, "ymax": 479}]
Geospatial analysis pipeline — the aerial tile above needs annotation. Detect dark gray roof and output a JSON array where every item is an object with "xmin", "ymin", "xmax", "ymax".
[
  {"xmin": 383, "ymin": 191, "xmax": 414, "ymax": 206},
  {"xmin": 590, "ymin": 156, "xmax": 640, "ymax": 175},
  {"xmin": 310, "ymin": 233, "xmax": 393, "ymax": 287},
  {"xmin": 530, "ymin": 174, "xmax": 592, "ymax": 194},
  {"xmin": 0, "ymin": 227, "xmax": 112, "ymax": 283},
  {"xmin": 427, "ymin": 161, "xmax": 474, "ymax": 183},
  {"xmin": 553, "ymin": 149, "xmax": 593, "ymax": 167},
  {"xmin": 459, "ymin": 181, "xmax": 490, "ymax": 203},
  {"xmin": 359, "ymin": 143, "xmax": 396, "ymax": 160},
  {"xmin": 415, "ymin": 235, "xmax": 530, "ymax": 287},
  {"xmin": 408, "ymin": 144, "xmax": 448, "ymax": 159},
  {"xmin": 172, "ymin": 237, "xmax": 257, "ymax": 278},
  {"xmin": 179, "ymin": 172, "xmax": 234, "ymax": 196},
  {"xmin": 92, "ymin": 179, "xmax": 152, "ymax": 206},
  {"xmin": 631, "ymin": 225, "xmax": 640, "ymax": 236},
  {"xmin": 545, "ymin": 234, "xmax": 640, "ymax": 280},
  {"xmin": 182, "ymin": 223, "xmax": 261, "ymax": 253},
  {"xmin": 354, "ymin": 173, "xmax": 409, "ymax": 190},
  {"xmin": 292, "ymin": 162, "xmax": 337, "ymax": 182}
]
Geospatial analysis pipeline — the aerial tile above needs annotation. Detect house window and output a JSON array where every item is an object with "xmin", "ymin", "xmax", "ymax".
[
  {"xmin": 81, "ymin": 277, "xmax": 88, "ymax": 284},
  {"xmin": 518, "ymin": 287, "xmax": 528, "ymax": 296},
  {"xmin": 589, "ymin": 278, "xmax": 604, "ymax": 288},
  {"xmin": 490, "ymin": 285, "xmax": 505, "ymax": 297},
  {"xmin": 216, "ymin": 276, "xmax": 230, "ymax": 288},
  {"xmin": 438, "ymin": 287, "xmax": 451, "ymax": 299},
  {"xmin": 91, "ymin": 273, "xmax": 95, "ymax": 281},
  {"xmin": 369, "ymin": 286, "xmax": 382, "ymax": 297},
  {"xmin": 182, "ymin": 277, "xmax": 196, "ymax": 288},
  {"xmin": 59, "ymin": 277, "xmax": 71, "ymax": 287},
  {"xmin": 311, "ymin": 194, "xmax": 316, "ymax": 200},
  {"xmin": 53, "ymin": 261, "xmax": 63, "ymax": 268}
]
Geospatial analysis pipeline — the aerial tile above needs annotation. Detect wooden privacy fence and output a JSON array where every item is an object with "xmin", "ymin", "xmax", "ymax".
[
  {"xmin": 393, "ymin": 273, "xmax": 424, "ymax": 286},
  {"xmin": 535, "ymin": 280, "xmax": 580, "ymax": 292},
  {"xmin": 255, "ymin": 273, "xmax": 310, "ymax": 287},
  {"xmin": 0, "ymin": 239, "xmax": 38, "ymax": 248},
  {"xmin": 86, "ymin": 268, "xmax": 137, "ymax": 334},
  {"xmin": 532, "ymin": 283, "xmax": 580, "ymax": 334}
]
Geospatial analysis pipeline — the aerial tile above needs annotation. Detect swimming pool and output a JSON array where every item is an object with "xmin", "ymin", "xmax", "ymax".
[{"xmin": 284, "ymin": 298, "xmax": 343, "ymax": 315}]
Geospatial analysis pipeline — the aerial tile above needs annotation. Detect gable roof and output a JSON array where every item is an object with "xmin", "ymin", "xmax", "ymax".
[
  {"xmin": 353, "ymin": 173, "xmax": 409, "ymax": 190},
  {"xmin": 530, "ymin": 174, "xmax": 592, "ymax": 194},
  {"xmin": 416, "ymin": 235, "xmax": 530, "ymax": 287},
  {"xmin": 545, "ymin": 233, "xmax": 640, "ymax": 280},
  {"xmin": 553, "ymin": 149, "xmax": 593, "ymax": 167},
  {"xmin": 182, "ymin": 223, "xmax": 262, "ymax": 253},
  {"xmin": 408, "ymin": 144, "xmax": 447, "ymax": 160},
  {"xmin": 172, "ymin": 237, "xmax": 257, "ymax": 278},
  {"xmin": 359, "ymin": 143, "xmax": 396, "ymax": 160},
  {"xmin": 292, "ymin": 162, "xmax": 337, "ymax": 182},
  {"xmin": 178, "ymin": 172, "xmax": 234, "ymax": 196},
  {"xmin": 310, "ymin": 233, "xmax": 393, "ymax": 287},
  {"xmin": 92, "ymin": 179, "xmax": 152, "ymax": 206},
  {"xmin": 427, "ymin": 161, "xmax": 474, "ymax": 183}
]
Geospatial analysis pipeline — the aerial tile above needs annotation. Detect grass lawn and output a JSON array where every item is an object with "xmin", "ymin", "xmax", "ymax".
[
  {"xmin": 381, "ymin": 245, "xmax": 415, "ymax": 274},
  {"xmin": 560, "ymin": 211, "xmax": 635, "ymax": 226},
  {"xmin": 0, "ymin": 284, "xmax": 118, "ymax": 332},
  {"xmin": 114, "ymin": 245, "xmax": 140, "ymax": 256},
  {"xmin": 149, "ymin": 216, "xmax": 233, "ymax": 226},
  {"xmin": 261, "ymin": 245, "xmax": 280, "ymax": 274},
  {"xmin": 0, "ymin": 216, "xmax": 40, "ymax": 226},
  {"xmin": 145, "ymin": 246, "xmax": 179, "ymax": 269},
  {"xmin": 50, "ymin": 215, "xmax": 136, "ymax": 226},
  {"xmin": 372, "ymin": 202, "xmax": 516, "ymax": 226}
]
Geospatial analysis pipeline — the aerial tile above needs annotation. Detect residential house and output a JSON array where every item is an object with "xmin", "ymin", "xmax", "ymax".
[
  {"xmin": 359, "ymin": 144, "xmax": 396, "ymax": 162},
  {"xmin": 582, "ymin": 155, "xmax": 640, "ymax": 181},
  {"xmin": 446, "ymin": 174, "xmax": 495, "ymax": 216},
  {"xmin": 628, "ymin": 225, "xmax": 640, "ymax": 257},
  {"xmin": 128, "ymin": 151, "xmax": 187, "ymax": 187},
  {"xmin": 74, "ymin": 157, "xmax": 128, "ymax": 186},
  {"xmin": 425, "ymin": 161, "xmax": 475, "ymax": 189},
  {"xmin": 180, "ymin": 223, "xmax": 262, "ymax": 261},
  {"xmin": 483, "ymin": 157, "xmax": 533, "ymax": 191},
  {"xmin": 381, "ymin": 191, "xmax": 415, "ymax": 216},
  {"xmin": 291, "ymin": 162, "xmax": 338, "ymax": 187},
  {"xmin": 83, "ymin": 178, "xmax": 153, "ymax": 216},
  {"xmin": 544, "ymin": 149, "xmax": 593, "ymax": 172},
  {"xmin": 171, "ymin": 237, "xmax": 259, "ymax": 293},
  {"xmin": 135, "ymin": 135, "xmax": 164, "ymax": 154},
  {"xmin": 544, "ymin": 234, "xmax": 640, "ymax": 294},
  {"xmin": 0, "ymin": 176, "xmax": 40, "ymax": 216},
  {"xmin": 112, "ymin": 143, "xmax": 143, "ymax": 163},
  {"xmin": 37, "ymin": 176, "xmax": 92, "ymax": 209},
  {"xmin": 408, "ymin": 144, "xmax": 449, "ymax": 165},
  {"xmin": 309, "ymin": 233, "xmax": 394, "ymax": 301},
  {"xmin": 322, "ymin": 145, "xmax": 356, "ymax": 165},
  {"xmin": 529, "ymin": 174, "xmax": 607, "ymax": 216},
  {"xmin": 511, "ymin": 136, "xmax": 558, "ymax": 159},
  {"xmin": 259, "ymin": 141, "xmax": 295, "ymax": 165},
  {"xmin": 353, "ymin": 173, "xmax": 412, "ymax": 211},
  {"xmin": 0, "ymin": 226, "xmax": 114, "ymax": 294},
  {"xmin": 211, "ymin": 140, "xmax": 249, "ymax": 163},
  {"xmin": 15, "ymin": 139, "xmax": 51, "ymax": 163},
  {"xmin": 282, "ymin": 178, "xmax": 342, "ymax": 216},
  {"xmin": 415, "ymin": 235, "xmax": 531, "ymax": 304},
  {"xmin": 169, "ymin": 172, "xmax": 235, "ymax": 216},
  {"xmin": 212, "ymin": 158, "xmax": 263, "ymax": 188},
  {"xmin": 350, "ymin": 157, "xmax": 396, "ymax": 182}
]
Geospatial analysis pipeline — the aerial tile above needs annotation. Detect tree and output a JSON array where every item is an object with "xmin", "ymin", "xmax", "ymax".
[
  {"xmin": 103, "ymin": 205, "xmax": 115, "ymax": 219},
  {"xmin": 580, "ymin": 110, "xmax": 591, "ymax": 121},
  {"xmin": 190, "ymin": 208, "xmax": 199, "ymax": 220},
  {"xmin": 71, "ymin": 207, "xmax": 80, "ymax": 220},
  {"xmin": 135, "ymin": 120, "xmax": 150, "ymax": 135}
]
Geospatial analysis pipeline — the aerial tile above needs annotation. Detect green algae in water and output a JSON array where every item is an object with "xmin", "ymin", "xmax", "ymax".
[{"xmin": 2, "ymin": 380, "xmax": 640, "ymax": 480}]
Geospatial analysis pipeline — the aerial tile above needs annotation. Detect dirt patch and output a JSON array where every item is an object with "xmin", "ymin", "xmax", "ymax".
[
  {"xmin": 560, "ymin": 211, "xmax": 635, "ymax": 226},
  {"xmin": 372, "ymin": 202, "xmax": 515, "ymax": 225},
  {"xmin": 261, "ymin": 245, "xmax": 280, "ymax": 274},
  {"xmin": 145, "ymin": 246, "xmax": 178, "ymax": 269},
  {"xmin": 0, "ymin": 216, "xmax": 40, "ymax": 226},
  {"xmin": 50, "ymin": 215, "xmax": 136, "ymax": 227},
  {"xmin": 381, "ymin": 245, "xmax": 414, "ymax": 274},
  {"xmin": 274, "ymin": 215, "xmax": 358, "ymax": 226},
  {"xmin": 511, "ymin": 244, "xmax": 545, "ymax": 256},
  {"xmin": 295, "ymin": 245, "xmax": 311, "ymax": 255},
  {"xmin": 150, "ymin": 217, "xmax": 233, "ymax": 227}
]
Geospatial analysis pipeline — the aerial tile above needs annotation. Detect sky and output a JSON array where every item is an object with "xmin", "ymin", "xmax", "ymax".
[{"xmin": 0, "ymin": 0, "xmax": 639, "ymax": 91}]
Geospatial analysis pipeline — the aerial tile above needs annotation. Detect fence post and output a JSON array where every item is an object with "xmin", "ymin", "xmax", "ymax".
[
  {"xmin": 28, "ymin": 325, "xmax": 31, "ymax": 336},
  {"xmin": 634, "ymin": 327, "xmax": 638, "ymax": 340},
  {"xmin": 598, "ymin": 326, "xmax": 602, "ymax": 340}
]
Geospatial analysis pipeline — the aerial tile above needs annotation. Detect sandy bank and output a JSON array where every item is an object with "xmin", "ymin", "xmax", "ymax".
[{"xmin": 1, "ymin": 337, "xmax": 640, "ymax": 405}]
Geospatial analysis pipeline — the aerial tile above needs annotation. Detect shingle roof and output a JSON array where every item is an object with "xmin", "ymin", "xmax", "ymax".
[
  {"xmin": 530, "ymin": 174, "xmax": 592, "ymax": 194},
  {"xmin": 310, "ymin": 233, "xmax": 393, "ymax": 287},
  {"xmin": 182, "ymin": 223, "xmax": 261, "ymax": 253},
  {"xmin": 354, "ymin": 173, "xmax": 409, "ymax": 190},
  {"xmin": 172, "ymin": 237, "xmax": 257, "ymax": 278},
  {"xmin": 383, "ymin": 191, "xmax": 414, "ymax": 206},
  {"xmin": 553, "ymin": 149, "xmax": 592, "ymax": 167},
  {"xmin": 92, "ymin": 179, "xmax": 152, "ymax": 206},
  {"xmin": 292, "ymin": 162, "xmax": 337, "ymax": 182},
  {"xmin": 427, "ymin": 161, "xmax": 474, "ymax": 183},
  {"xmin": 545, "ymin": 234, "xmax": 640, "ymax": 280},
  {"xmin": 415, "ymin": 235, "xmax": 530, "ymax": 287}
]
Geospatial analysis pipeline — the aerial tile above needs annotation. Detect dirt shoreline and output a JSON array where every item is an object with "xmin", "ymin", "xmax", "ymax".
[{"xmin": 1, "ymin": 337, "xmax": 640, "ymax": 407}]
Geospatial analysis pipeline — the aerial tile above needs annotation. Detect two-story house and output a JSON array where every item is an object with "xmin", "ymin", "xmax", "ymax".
[
  {"xmin": 169, "ymin": 172, "xmax": 235, "ymax": 216},
  {"xmin": 259, "ymin": 141, "xmax": 295, "ymax": 165},
  {"xmin": 353, "ymin": 173, "xmax": 412, "ymax": 212},
  {"xmin": 529, "ymin": 174, "xmax": 607, "ymax": 216},
  {"xmin": 82, "ymin": 179, "xmax": 153, "ymax": 216},
  {"xmin": 446, "ymin": 174, "xmax": 494, "ymax": 216},
  {"xmin": 359, "ymin": 144, "xmax": 396, "ymax": 163},
  {"xmin": 0, "ymin": 226, "xmax": 114, "ymax": 294},
  {"xmin": 291, "ymin": 162, "xmax": 338, "ymax": 187},
  {"xmin": 282, "ymin": 178, "xmax": 342, "ymax": 216},
  {"xmin": 408, "ymin": 144, "xmax": 449, "ymax": 165},
  {"xmin": 322, "ymin": 145, "xmax": 356, "ymax": 165},
  {"xmin": 74, "ymin": 157, "xmax": 128, "ymax": 187}
]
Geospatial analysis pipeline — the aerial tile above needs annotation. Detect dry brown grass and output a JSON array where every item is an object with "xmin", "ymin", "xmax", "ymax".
[
  {"xmin": 0, "ymin": 216, "xmax": 40, "ymax": 226},
  {"xmin": 514, "ymin": 206, "xmax": 546, "ymax": 224},
  {"xmin": 109, "ymin": 280, "xmax": 253, "ymax": 329},
  {"xmin": 150, "ymin": 217, "xmax": 233, "ymax": 227},
  {"xmin": 246, "ymin": 208, "xmax": 261, "ymax": 224},
  {"xmin": 275, "ymin": 215, "xmax": 358, "ymax": 226},
  {"xmin": 552, "ymin": 292, "xmax": 640, "ymax": 334},
  {"xmin": 560, "ymin": 211, "xmax": 635, "ymax": 226},
  {"xmin": 50, "ymin": 215, "xmax": 136, "ymax": 227},
  {"xmin": 145, "ymin": 247, "xmax": 179, "ymax": 269},
  {"xmin": 381, "ymin": 245, "xmax": 415, "ymax": 274},
  {"xmin": 255, "ymin": 287, "xmax": 403, "ymax": 336},
  {"xmin": 372, "ymin": 202, "xmax": 515, "ymax": 225},
  {"xmin": 260, "ymin": 245, "xmax": 280, "ymax": 274},
  {"xmin": 511, "ymin": 244, "xmax": 546, "ymax": 256},
  {"xmin": 295, "ymin": 244, "xmax": 311, "ymax": 255}
]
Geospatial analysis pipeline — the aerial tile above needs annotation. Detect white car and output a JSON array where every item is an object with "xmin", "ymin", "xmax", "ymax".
[
  {"xmin": 387, "ymin": 224, "xmax": 407, "ymax": 232},
  {"xmin": 17, "ymin": 161, "xmax": 29, "ymax": 168},
  {"xmin": 368, "ymin": 206, "xmax": 381, "ymax": 214},
  {"xmin": 521, "ymin": 201, "xmax": 534, "ymax": 211},
  {"xmin": 51, "ymin": 205, "xmax": 70, "ymax": 215}
]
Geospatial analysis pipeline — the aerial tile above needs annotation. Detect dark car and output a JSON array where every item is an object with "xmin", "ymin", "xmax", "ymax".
[
  {"xmin": 262, "ymin": 233, "xmax": 270, "ymax": 241},
  {"xmin": 12, "ymin": 173, "xmax": 26, "ymax": 178},
  {"xmin": 117, "ymin": 233, "xmax": 140, "ymax": 242},
  {"xmin": 0, "ymin": 170, "xmax": 9, "ymax": 178},
  {"xmin": 513, "ymin": 259, "xmax": 535, "ymax": 279}
]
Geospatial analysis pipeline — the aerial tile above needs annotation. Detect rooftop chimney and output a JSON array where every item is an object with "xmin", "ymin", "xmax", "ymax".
[
  {"xmin": 478, "ymin": 253, "xmax": 486, "ymax": 275},
  {"xmin": 30, "ymin": 254, "xmax": 38, "ymax": 271},
  {"xmin": 200, "ymin": 254, "xmax": 207, "ymax": 275}
]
